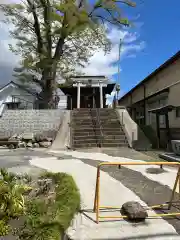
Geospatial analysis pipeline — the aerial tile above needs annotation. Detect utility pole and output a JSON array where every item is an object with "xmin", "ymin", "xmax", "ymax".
[
  {"xmin": 116, "ymin": 38, "xmax": 123, "ymax": 108},
  {"xmin": 118, "ymin": 38, "xmax": 123, "ymax": 84}
]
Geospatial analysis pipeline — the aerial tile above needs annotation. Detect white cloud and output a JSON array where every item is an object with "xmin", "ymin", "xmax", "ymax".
[
  {"xmin": 0, "ymin": 18, "xmax": 19, "ymax": 66},
  {"xmin": 80, "ymin": 26, "xmax": 145, "ymax": 79},
  {"xmin": 0, "ymin": 0, "xmax": 17, "ymax": 3},
  {"xmin": 0, "ymin": 3, "xmax": 145, "ymax": 88},
  {"xmin": 106, "ymin": 89, "xmax": 124, "ymax": 106}
]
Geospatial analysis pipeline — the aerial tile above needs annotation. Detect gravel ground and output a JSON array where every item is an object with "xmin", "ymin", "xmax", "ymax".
[
  {"xmin": 0, "ymin": 149, "xmax": 50, "ymax": 175},
  {"xmin": 80, "ymin": 158, "xmax": 180, "ymax": 234},
  {"xmin": 30, "ymin": 156, "xmax": 180, "ymax": 240},
  {"xmin": 1, "ymin": 148, "xmax": 180, "ymax": 239}
]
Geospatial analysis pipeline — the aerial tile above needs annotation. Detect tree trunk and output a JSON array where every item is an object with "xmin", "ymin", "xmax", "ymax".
[{"xmin": 38, "ymin": 68, "xmax": 56, "ymax": 109}]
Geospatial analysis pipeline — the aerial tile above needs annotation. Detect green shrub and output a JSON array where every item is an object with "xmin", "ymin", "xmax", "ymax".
[
  {"xmin": 0, "ymin": 168, "xmax": 30, "ymax": 236},
  {"xmin": 18, "ymin": 172, "xmax": 81, "ymax": 240}
]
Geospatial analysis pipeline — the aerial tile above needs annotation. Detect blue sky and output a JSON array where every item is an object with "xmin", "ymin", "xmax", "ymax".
[
  {"xmin": 0, "ymin": 0, "xmax": 180, "ymax": 99},
  {"xmin": 115, "ymin": 0, "xmax": 180, "ymax": 95}
]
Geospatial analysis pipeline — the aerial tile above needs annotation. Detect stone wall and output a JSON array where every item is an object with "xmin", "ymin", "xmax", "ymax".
[{"xmin": 0, "ymin": 109, "xmax": 65, "ymax": 139}]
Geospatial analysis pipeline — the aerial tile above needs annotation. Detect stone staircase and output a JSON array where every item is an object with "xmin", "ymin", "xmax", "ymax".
[{"xmin": 71, "ymin": 108, "xmax": 128, "ymax": 149}]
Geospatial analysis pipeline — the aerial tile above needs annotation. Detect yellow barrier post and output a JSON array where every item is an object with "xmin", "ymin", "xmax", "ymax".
[
  {"xmin": 93, "ymin": 161, "xmax": 180, "ymax": 224},
  {"xmin": 168, "ymin": 166, "xmax": 180, "ymax": 209}
]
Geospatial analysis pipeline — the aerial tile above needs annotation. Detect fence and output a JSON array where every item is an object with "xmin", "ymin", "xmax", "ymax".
[
  {"xmin": 93, "ymin": 161, "xmax": 180, "ymax": 223},
  {"xmin": 4, "ymin": 94, "xmax": 68, "ymax": 110}
]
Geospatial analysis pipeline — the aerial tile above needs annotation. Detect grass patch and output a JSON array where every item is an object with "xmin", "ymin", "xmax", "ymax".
[{"xmin": 0, "ymin": 170, "xmax": 81, "ymax": 239}]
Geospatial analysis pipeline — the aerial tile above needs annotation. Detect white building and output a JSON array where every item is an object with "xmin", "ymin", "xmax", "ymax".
[{"xmin": 0, "ymin": 81, "xmax": 38, "ymax": 116}]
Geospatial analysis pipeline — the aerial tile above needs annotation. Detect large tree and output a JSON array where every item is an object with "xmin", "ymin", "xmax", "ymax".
[{"xmin": 0, "ymin": 0, "xmax": 136, "ymax": 108}]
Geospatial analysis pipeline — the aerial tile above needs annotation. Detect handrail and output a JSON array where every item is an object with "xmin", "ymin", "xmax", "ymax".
[
  {"xmin": 70, "ymin": 110, "xmax": 73, "ymax": 148},
  {"xmin": 94, "ymin": 161, "xmax": 180, "ymax": 223},
  {"xmin": 89, "ymin": 108, "xmax": 99, "ymax": 147},
  {"xmin": 95, "ymin": 108, "xmax": 103, "ymax": 148}
]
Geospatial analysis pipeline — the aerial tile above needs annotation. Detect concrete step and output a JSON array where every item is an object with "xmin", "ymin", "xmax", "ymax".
[
  {"xmin": 101, "ymin": 143, "xmax": 129, "ymax": 147},
  {"xmin": 72, "ymin": 111, "xmax": 117, "ymax": 116},
  {"xmin": 72, "ymin": 121, "xmax": 94, "ymax": 124},
  {"xmin": 73, "ymin": 139, "xmax": 98, "ymax": 144},
  {"xmin": 72, "ymin": 117, "xmax": 120, "ymax": 121},
  {"xmin": 73, "ymin": 135, "xmax": 127, "ymax": 140},
  {"xmin": 72, "ymin": 129, "xmax": 125, "ymax": 134},
  {"xmin": 72, "ymin": 119, "xmax": 93, "ymax": 123},
  {"xmin": 73, "ymin": 128, "xmax": 124, "ymax": 132},
  {"xmin": 72, "ymin": 125, "xmax": 96, "ymax": 129},
  {"xmin": 72, "ymin": 125, "xmax": 123, "ymax": 130},
  {"xmin": 73, "ymin": 142, "xmax": 128, "ymax": 148},
  {"xmin": 73, "ymin": 143, "xmax": 99, "ymax": 148},
  {"xmin": 100, "ymin": 123, "xmax": 121, "ymax": 127},
  {"xmin": 73, "ymin": 139, "xmax": 127, "ymax": 145},
  {"xmin": 99, "ymin": 119, "xmax": 120, "ymax": 122}
]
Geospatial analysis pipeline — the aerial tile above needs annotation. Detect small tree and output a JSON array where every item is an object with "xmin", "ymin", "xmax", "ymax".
[{"xmin": 0, "ymin": 0, "xmax": 136, "ymax": 108}]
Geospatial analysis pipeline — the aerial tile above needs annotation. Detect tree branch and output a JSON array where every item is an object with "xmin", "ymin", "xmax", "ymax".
[
  {"xmin": 53, "ymin": 13, "xmax": 67, "ymax": 61},
  {"xmin": 39, "ymin": 0, "xmax": 52, "ymax": 58},
  {"xmin": 26, "ymin": 0, "xmax": 43, "ymax": 55}
]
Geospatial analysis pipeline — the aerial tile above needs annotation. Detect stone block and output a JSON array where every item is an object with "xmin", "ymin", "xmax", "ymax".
[
  {"xmin": 121, "ymin": 201, "xmax": 148, "ymax": 221},
  {"xmin": 39, "ymin": 141, "xmax": 51, "ymax": 148},
  {"xmin": 0, "ymin": 109, "xmax": 64, "ymax": 140}
]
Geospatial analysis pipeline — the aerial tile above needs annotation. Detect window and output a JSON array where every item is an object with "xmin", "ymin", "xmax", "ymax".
[
  {"xmin": 159, "ymin": 115, "xmax": 165, "ymax": 125},
  {"xmin": 176, "ymin": 107, "xmax": 180, "ymax": 118},
  {"xmin": 6, "ymin": 102, "xmax": 20, "ymax": 110}
]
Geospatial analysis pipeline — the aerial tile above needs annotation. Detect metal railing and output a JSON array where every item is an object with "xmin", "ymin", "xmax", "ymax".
[
  {"xmin": 89, "ymin": 108, "xmax": 100, "ymax": 147},
  {"xmin": 95, "ymin": 108, "xmax": 103, "ymax": 148},
  {"xmin": 5, "ymin": 94, "xmax": 66, "ymax": 110}
]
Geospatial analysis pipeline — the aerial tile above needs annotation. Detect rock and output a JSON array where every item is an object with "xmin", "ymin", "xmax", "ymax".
[
  {"xmin": 121, "ymin": 201, "xmax": 148, "ymax": 221},
  {"xmin": 47, "ymin": 137, "xmax": 53, "ymax": 142},
  {"xmin": 39, "ymin": 141, "xmax": 51, "ymax": 148},
  {"xmin": 9, "ymin": 134, "xmax": 18, "ymax": 140},
  {"xmin": 35, "ymin": 134, "xmax": 53, "ymax": 143},
  {"xmin": 22, "ymin": 133, "xmax": 34, "ymax": 141},
  {"xmin": 37, "ymin": 178, "xmax": 53, "ymax": 193},
  {"xmin": 35, "ymin": 134, "xmax": 46, "ymax": 142},
  {"xmin": 29, "ymin": 188, "xmax": 40, "ymax": 197},
  {"xmin": 33, "ymin": 143, "xmax": 40, "ymax": 148},
  {"xmin": 8, "ymin": 144, "xmax": 15, "ymax": 149},
  {"xmin": 26, "ymin": 142, "xmax": 33, "ymax": 148},
  {"xmin": 18, "ymin": 141, "xmax": 26, "ymax": 148}
]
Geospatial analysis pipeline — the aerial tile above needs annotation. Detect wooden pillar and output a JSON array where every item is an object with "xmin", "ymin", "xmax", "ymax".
[
  {"xmin": 130, "ymin": 93, "xmax": 133, "ymax": 117},
  {"xmin": 143, "ymin": 84, "xmax": 146, "ymax": 125},
  {"xmin": 77, "ymin": 81, "xmax": 81, "ymax": 108},
  {"xmin": 156, "ymin": 113, "xmax": 160, "ymax": 148},
  {"xmin": 99, "ymin": 82, "xmax": 103, "ymax": 108},
  {"xmin": 165, "ymin": 112, "xmax": 171, "ymax": 151}
]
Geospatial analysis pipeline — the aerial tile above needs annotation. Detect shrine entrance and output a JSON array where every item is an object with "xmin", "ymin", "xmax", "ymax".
[
  {"xmin": 149, "ymin": 105, "xmax": 176, "ymax": 150},
  {"xmin": 59, "ymin": 76, "xmax": 115, "ymax": 109}
]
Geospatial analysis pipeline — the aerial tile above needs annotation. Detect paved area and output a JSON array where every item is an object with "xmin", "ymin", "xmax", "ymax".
[
  {"xmin": 50, "ymin": 147, "xmax": 165, "ymax": 161},
  {"xmin": 0, "ymin": 149, "xmax": 49, "ymax": 175},
  {"xmin": 33, "ymin": 150, "xmax": 180, "ymax": 239},
  {"xmin": 1, "ymin": 148, "xmax": 180, "ymax": 239}
]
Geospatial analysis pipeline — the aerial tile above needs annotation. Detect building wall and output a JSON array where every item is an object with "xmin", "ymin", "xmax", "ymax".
[
  {"xmin": 118, "ymin": 56, "xmax": 180, "ymax": 148},
  {"xmin": 132, "ymin": 86, "xmax": 144, "ymax": 104},
  {"xmin": 9, "ymin": 86, "xmax": 36, "ymax": 108},
  {"xmin": 0, "ymin": 109, "xmax": 65, "ymax": 139},
  {"xmin": 145, "ymin": 58, "xmax": 180, "ymax": 97},
  {"xmin": 167, "ymin": 82, "xmax": 180, "ymax": 128},
  {"xmin": 57, "ymin": 88, "xmax": 67, "ymax": 109},
  {"xmin": 118, "ymin": 94, "xmax": 132, "ymax": 107},
  {"xmin": 119, "ymin": 57, "xmax": 180, "ymax": 107},
  {"xmin": 0, "ymin": 84, "xmax": 36, "ymax": 115}
]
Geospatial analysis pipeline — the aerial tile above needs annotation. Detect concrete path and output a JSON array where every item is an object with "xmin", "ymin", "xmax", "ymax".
[
  {"xmin": 49, "ymin": 150, "xmax": 178, "ymax": 191},
  {"xmin": 30, "ymin": 153, "xmax": 180, "ymax": 240},
  {"xmin": 1, "ymin": 149, "xmax": 179, "ymax": 239}
]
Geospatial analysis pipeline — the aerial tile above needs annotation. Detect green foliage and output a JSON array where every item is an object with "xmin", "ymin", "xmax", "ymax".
[
  {"xmin": 0, "ymin": 169, "xmax": 30, "ymax": 236},
  {"xmin": 0, "ymin": 0, "xmax": 135, "ymax": 85},
  {"xmin": 18, "ymin": 172, "xmax": 80, "ymax": 240},
  {"xmin": 0, "ymin": 220, "xmax": 10, "ymax": 236}
]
